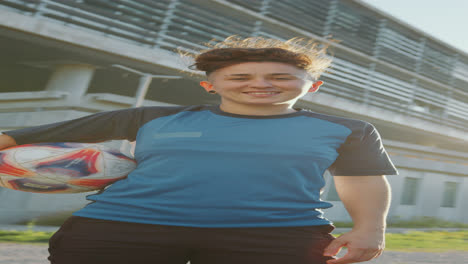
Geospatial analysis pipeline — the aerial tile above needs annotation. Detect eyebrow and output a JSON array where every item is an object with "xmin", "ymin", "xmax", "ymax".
[{"xmin": 225, "ymin": 73, "xmax": 296, "ymax": 77}]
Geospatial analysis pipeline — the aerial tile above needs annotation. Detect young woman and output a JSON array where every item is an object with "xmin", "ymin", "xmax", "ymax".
[{"xmin": 0, "ymin": 36, "xmax": 398, "ymax": 264}]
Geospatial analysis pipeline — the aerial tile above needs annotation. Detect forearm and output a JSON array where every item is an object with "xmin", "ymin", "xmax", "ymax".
[{"xmin": 333, "ymin": 175, "xmax": 391, "ymax": 231}]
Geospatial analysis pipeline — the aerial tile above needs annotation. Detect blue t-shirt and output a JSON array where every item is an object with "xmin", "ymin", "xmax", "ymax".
[{"xmin": 4, "ymin": 104, "xmax": 398, "ymax": 227}]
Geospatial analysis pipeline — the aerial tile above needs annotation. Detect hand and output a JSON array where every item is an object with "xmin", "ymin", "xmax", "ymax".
[
  {"xmin": 0, "ymin": 134, "xmax": 17, "ymax": 150},
  {"xmin": 323, "ymin": 229, "xmax": 385, "ymax": 264}
]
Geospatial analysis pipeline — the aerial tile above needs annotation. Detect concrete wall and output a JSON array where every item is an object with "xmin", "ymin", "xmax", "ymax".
[
  {"xmin": 0, "ymin": 8, "xmax": 466, "ymax": 144},
  {"xmin": 0, "ymin": 2, "xmax": 466, "ymax": 225},
  {"xmin": 323, "ymin": 150, "xmax": 468, "ymax": 224}
]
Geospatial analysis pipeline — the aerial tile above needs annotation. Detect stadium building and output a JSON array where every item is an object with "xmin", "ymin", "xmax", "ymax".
[{"xmin": 0, "ymin": 0, "xmax": 467, "ymax": 224}]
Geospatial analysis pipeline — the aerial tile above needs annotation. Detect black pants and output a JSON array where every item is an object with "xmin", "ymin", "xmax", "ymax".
[{"xmin": 48, "ymin": 216, "xmax": 337, "ymax": 264}]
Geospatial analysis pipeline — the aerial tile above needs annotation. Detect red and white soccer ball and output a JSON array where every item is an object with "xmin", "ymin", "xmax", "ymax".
[{"xmin": 0, "ymin": 142, "xmax": 136, "ymax": 193}]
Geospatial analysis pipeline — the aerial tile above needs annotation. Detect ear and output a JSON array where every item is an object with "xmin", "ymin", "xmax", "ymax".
[
  {"xmin": 308, "ymin": 80, "xmax": 323, "ymax": 93},
  {"xmin": 199, "ymin": 81, "xmax": 214, "ymax": 93}
]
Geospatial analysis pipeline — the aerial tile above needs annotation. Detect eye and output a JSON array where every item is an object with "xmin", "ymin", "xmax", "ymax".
[
  {"xmin": 229, "ymin": 78, "xmax": 248, "ymax": 81},
  {"xmin": 273, "ymin": 77, "xmax": 294, "ymax": 80}
]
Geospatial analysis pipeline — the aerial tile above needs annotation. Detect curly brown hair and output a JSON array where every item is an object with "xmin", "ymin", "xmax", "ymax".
[{"xmin": 184, "ymin": 36, "xmax": 332, "ymax": 79}]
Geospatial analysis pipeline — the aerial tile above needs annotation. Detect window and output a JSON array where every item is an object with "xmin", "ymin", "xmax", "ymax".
[
  {"xmin": 441, "ymin": 182, "xmax": 458, "ymax": 208},
  {"xmin": 400, "ymin": 177, "xmax": 420, "ymax": 205}
]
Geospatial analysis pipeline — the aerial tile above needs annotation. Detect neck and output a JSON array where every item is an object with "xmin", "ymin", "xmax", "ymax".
[{"xmin": 219, "ymin": 102, "xmax": 298, "ymax": 116}]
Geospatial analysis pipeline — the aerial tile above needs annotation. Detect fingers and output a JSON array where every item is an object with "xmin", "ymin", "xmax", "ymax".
[
  {"xmin": 326, "ymin": 249, "xmax": 363, "ymax": 264},
  {"xmin": 0, "ymin": 134, "xmax": 18, "ymax": 150},
  {"xmin": 323, "ymin": 229, "xmax": 386, "ymax": 263},
  {"xmin": 323, "ymin": 238, "xmax": 345, "ymax": 257},
  {"xmin": 326, "ymin": 248, "xmax": 384, "ymax": 264}
]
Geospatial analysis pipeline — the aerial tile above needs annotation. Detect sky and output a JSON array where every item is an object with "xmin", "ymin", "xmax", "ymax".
[{"xmin": 359, "ymin": 0, "xmax": 468, "ymax": 54}]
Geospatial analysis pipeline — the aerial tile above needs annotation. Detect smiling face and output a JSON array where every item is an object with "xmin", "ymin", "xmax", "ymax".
[{"xmin": 200, "ymin": 62, "xmax": 322, "ymax": 115}]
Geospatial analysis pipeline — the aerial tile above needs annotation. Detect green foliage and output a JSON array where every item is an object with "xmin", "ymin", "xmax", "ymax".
[
  {"xmin": 0, "ymin": 230, "xmax": 53, "ymax": 244},
  {"xmin": 333, "ymin": 216, "xmax": 468, "ymax": 228},
  {"xmin": 385, "ymin": 230, "xmax": 468, "ymax": 252},
  {"xmin": 20, "ymin": 212, "xmax": 468, "ymax": 228},
  {"xmin": 332, "ymin": 222, "xmax": 354, "ymax": 228},
  {"xmin": 330, "ymin": 231, "xmax": 467, "ymax": 252},
  {"xmin": 1, "ymin": 229, "xmax": 466, "ymax": 252},
  {"xmin": 388, "ymin": 216, "xmax": 468, "ymax": 228}
]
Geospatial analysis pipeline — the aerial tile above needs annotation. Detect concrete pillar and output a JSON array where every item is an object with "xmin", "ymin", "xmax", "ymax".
[
  {"xmin": 45, "ymin": 64, "xmax": 95, "ymax": 99},
  {"xmin": 458, "ymin": 178, "xmax": 468, "ymax": 223}
]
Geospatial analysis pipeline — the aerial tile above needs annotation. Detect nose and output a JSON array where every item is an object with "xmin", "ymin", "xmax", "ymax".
[{"xmin": 249, "ymin": 77, "xmax": 273, "ymax": 88}]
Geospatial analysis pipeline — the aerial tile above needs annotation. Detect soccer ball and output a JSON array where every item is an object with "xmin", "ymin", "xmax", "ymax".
[{"xmin": 0, "ymin": 142, "xmax": 136, "ymax": 193}]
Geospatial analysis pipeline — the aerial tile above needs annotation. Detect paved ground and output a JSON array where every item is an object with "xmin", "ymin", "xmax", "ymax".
[{"xmin": 0, "ymin": 243, "xmax": 466, "ymax": 264}]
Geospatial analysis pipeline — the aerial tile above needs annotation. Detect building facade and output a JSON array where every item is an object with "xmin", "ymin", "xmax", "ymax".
[{"xmin": 0, "ymin": 0, "xmax": 467, "ymax": 224}]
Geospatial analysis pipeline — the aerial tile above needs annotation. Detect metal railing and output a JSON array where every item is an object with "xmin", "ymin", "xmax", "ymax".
[{"xmin": 1, "ymin": 0, "xmax": 467, "ymax": 131}]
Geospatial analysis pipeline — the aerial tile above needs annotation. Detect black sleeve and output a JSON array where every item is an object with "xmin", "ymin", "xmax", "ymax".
[
  {"xmin": 2, "ymin": 107, "xmax": 146, "ymax": 145},
  {"xmin": 328, "ymin": 122, "xmax": 398, "ymax": 176}
]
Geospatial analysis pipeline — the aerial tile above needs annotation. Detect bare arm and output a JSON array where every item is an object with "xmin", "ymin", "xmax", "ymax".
[
  {"xmin": 324, "ymin": 175, "xmax": 391, "ymax": 264},
  {"xmin": 0, "ymin": 134, "xmax": 18, "ymax": 150},
  {"xmin": 334, "ymin": 175, "xmax": 391, "ymax": 231}
]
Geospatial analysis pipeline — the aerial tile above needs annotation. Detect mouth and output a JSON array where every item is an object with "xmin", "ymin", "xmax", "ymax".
[{"xmin": 242, "ymin": 91, "xmax": 281, "ymax": 97}]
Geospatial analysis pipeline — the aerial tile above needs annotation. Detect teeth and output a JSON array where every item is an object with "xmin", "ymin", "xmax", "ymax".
[{"xmin": 245, "ymin": 92, "xmax": 279, "ymax": 95}]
